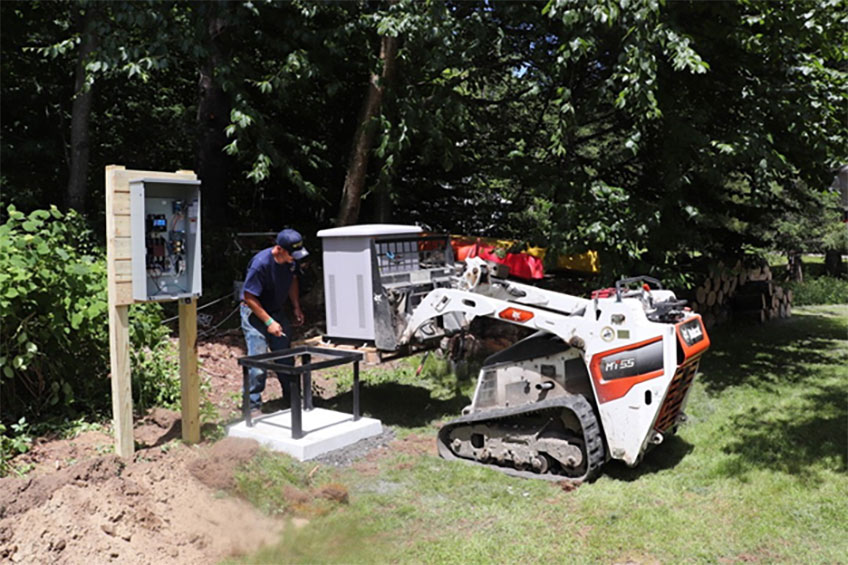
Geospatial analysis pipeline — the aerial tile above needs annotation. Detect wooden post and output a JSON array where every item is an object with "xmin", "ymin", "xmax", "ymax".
[
  {"xmin": 105, "ymin": 165, "xmax": 201, "ymax": 458},
  {"xmin": 108, "ymin": 303, "xmax": 134, "ymax": 457},
  {"xmin": 179, "ymin": 297, "xmax": 200, "ymax": 443},
  {"xmin": 106, "ymin": 165, "xmax": 134, "ymax": 457}
]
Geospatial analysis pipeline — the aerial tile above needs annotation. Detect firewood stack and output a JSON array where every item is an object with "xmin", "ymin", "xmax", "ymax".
[{"xmin": 687, "ymin": 260, "xmax": 793, "ymax": 328}]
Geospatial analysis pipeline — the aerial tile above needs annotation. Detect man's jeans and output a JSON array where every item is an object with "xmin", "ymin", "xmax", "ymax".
[{"xmin": 240, "ymin": 303, "xmax": 293, "ymax": 409}]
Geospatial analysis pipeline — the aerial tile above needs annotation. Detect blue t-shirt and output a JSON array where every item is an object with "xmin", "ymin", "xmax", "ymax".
[{"xmin": 241, "ymin": 248, "xmax": 301, "ymax": 315}]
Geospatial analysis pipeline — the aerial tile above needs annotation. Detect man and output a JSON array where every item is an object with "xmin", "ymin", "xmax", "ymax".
[{"xmin": 240, "ymin": 228, "xmax": 308, "ymax": 412}]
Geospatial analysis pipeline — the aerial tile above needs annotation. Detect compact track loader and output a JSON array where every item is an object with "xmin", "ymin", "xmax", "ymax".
[
  {"xmin": 397, "ymin": 257, "xmax": 710, "ymax": 481},
  {"xmin": 317, "ymin": 227, "xmax": 709, "ymax": 481}
]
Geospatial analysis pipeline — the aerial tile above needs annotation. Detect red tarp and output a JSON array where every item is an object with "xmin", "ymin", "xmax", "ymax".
[{"xmin": 452, "ymin": 241, "xmax": 545, "ymax": 280}]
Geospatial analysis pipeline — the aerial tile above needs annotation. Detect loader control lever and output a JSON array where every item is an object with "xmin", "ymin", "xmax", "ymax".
[{"xmin": 615, "ymin": 276, "xmax": 663, "ymax": 302}]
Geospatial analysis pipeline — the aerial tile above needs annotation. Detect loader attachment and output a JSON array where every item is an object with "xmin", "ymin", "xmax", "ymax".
[{"xmin": 369, "ymin": 233, "xmax": 461, "ymax": 350}]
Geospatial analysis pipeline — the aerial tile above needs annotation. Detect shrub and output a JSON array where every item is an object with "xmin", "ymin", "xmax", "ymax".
[
  {"xmin": 0, "ymin": 204, "xmax": 177, "ymax": 424},
  {"xmin": 132, "ymin": 335, "xmax": 180, "ymax": 411},
  {"xmin": 0, "ymin": 205, "xmax": 110, "ymax": 418},
  {"xmin": 785, "ymin": 276, "xmax": 848, "ymax": 306},
  {"xmin": 0, "ymin": 418, "xmax": 33, "ymax": 477}
]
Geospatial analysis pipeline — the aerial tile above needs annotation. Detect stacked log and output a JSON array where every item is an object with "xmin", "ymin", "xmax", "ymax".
[
  {"xmin": 732, "ymin": 281, "xmax": 792, "ymax": 322},
  {"xmin": 686, "ymin": 259, "xmax": 792, "ymax": 328}
]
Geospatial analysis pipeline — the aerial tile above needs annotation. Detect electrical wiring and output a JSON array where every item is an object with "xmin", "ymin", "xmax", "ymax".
[
  {"xmin": 160, "ymin": 293, "xmax": 232, "ymax": 324},
  {"xmin": 198, "ymin": 303, "xmax": 240, "ymax": 338},
  {"xmin": 148, "ymin": 266, "xmax": 167, "ymax": 296}
]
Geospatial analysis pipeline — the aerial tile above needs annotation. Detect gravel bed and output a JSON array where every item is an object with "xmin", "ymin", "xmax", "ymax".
[{"xmin": 311, "ymin": 427, "xmax": 398, "ymax": 467}]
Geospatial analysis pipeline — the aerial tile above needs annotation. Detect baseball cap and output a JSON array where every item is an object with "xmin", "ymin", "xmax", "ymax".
[{"xmin": 276, "ymin": 229, "xmax": 309, "ymax": 260}]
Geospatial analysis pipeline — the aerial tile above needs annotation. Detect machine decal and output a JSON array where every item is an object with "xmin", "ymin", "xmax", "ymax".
[
  {"xmin": 498, "ymin": 307, "xmax": 534, "ymax": 323},
  {"xmin": 675, "ymin": 316, "xmax": 710, "ymax": 361},
  {"xmin": 590, "ymin": 336, "xmax": 665, "ymax": 403},
  {"xmin": 600, "ymin": 326, "xmax": 615, "ymax": 342}
]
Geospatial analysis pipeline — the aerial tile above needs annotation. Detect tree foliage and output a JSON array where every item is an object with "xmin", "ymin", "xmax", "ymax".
[{"xmin": 1, "ymin": 0, "xmax": 844, "ymax": 270}]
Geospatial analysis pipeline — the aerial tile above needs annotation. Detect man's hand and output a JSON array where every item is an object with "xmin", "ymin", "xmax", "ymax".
[
  {"xmin": 267, "ymin": 321, "xmax": 285, "ymax": 338},
  {"xmin": 293, "ymin": 306, "xmax": 305, "ymax": 327}
]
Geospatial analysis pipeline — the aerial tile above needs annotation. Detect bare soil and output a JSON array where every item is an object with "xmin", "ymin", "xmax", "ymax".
[
  {"xmin": 0, "ymin": 434, "xmax": 285, "ymax": 564},
  {"xmin": 0, "ymin": 336, "xmax": 321, "ymax": 564}
]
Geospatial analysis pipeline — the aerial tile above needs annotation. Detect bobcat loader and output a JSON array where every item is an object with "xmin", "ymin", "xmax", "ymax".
[{"xmin": 397, "ymin": 257, "xmax": 710, "ymax": 481}]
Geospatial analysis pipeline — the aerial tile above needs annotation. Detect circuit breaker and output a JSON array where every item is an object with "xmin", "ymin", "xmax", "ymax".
[{"xmin": 129, "ymin": 178, "xmax": 202, "ymax": 301}]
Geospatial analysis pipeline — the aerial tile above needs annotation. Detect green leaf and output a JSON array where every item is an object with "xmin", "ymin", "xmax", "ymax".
[{"xmin": 86, "ymin": 302, "xmax": 105, "ymax": 318}]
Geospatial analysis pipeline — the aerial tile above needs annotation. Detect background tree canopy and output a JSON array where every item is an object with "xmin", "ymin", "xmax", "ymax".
[{"xmin": 1, "ymin": 0, "xmax": 846, "ymax": 284}]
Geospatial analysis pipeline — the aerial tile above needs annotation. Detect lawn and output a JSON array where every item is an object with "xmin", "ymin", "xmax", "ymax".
[{"xmin": 235, "ymin": 305, "xmax": 848, "ymax": 564}]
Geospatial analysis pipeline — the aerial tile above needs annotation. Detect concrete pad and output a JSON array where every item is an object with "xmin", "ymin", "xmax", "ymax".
[{"xmin": 226, "ymin": 407, "xmax": 382, "ymax": 461}]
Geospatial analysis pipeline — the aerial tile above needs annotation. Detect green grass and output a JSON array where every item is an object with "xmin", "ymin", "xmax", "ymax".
[
  {"xmin": 785, "ymin": 277, "xmax": 848, "ymax": 306},
  {"xmin": 234, "ymin": 306, "xmax": 848, "ymax": 564},
  {"xmin": 766, "ymin": 252, "xmax": 827, "ymax": 267}
]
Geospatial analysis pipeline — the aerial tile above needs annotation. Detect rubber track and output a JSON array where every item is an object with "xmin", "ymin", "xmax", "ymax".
[{"xmin": 437, "ymin": 395, "xmax": 606, "ymax": 482}]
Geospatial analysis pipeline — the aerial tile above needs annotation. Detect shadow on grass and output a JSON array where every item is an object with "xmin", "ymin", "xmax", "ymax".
[
  {"xmin": 316, "ymin": 382, "xmax": 470, "ymax": 428},
  {"xmin": 701, "ymin": 309, "xmax": 848, "ymax": 478},
  {"xmin": 699, "ymin": 311, "xmax": 846, "ymax": 393},
  {"xmin": 719, "ymin": 382, "xmax": 847, "ymax": 478},
  {"xmin": 602, "ymin": 435, "xmax": 695, "ymax": 482}
]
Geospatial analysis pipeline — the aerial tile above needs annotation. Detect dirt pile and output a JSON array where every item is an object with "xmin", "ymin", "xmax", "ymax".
[
  {"xmin": 187, "ymin": 436, "xmax": 260, "ymax": 491},
  {"xmin": 0, "ymin": 437, "xmax": 283, "ymax": 564}
]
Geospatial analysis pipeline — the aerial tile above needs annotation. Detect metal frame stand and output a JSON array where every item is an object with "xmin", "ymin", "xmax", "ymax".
[{"xmin": 238, "ymin": 346, "xmax": 363, "ymax": 440}]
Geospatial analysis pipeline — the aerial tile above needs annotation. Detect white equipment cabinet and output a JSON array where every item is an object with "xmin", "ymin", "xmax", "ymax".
[{"xmin": 318, "ymin": 224, "xmax": 422, "ymax": 342}]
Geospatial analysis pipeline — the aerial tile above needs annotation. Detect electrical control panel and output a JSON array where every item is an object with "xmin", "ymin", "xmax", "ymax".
[{"xmin": 130, "ymin": 178, "xmax": 202, "ymax": 302}]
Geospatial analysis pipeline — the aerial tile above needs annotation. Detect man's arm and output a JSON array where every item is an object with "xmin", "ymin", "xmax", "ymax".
[
  {"xmin": 244, "ymin": 291, "xmax": 284, "ymax": 337},
  {"xmin": 289, "ymin": 275, "xmax": 304, "ymax": 326}
]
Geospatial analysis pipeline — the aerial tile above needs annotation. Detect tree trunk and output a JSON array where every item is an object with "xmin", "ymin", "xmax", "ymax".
[
  {"xmin": 375, "ymin": 183, "xmax": 393, "ymax": 223},
  {"xmin": 336, "ymin": 34, "xmax": 399, "ymax": 226},
  {"xmin": 196, "ymin": 7, "xmax": 233, "ymax": 229},
  {"xmin": 375, "ymin": 151, "xmax": 399, "ymax": 223},
  {"xmin": 824, "ymin": 249, "xmax": 844, "ymax": 276},
  {"xmin": 787, "ymin": 251, "xmax": 803, "ymax": 282},
  {"xmin": 65, "ymin": 7, "xmax": 99, "ymax": 213}
]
